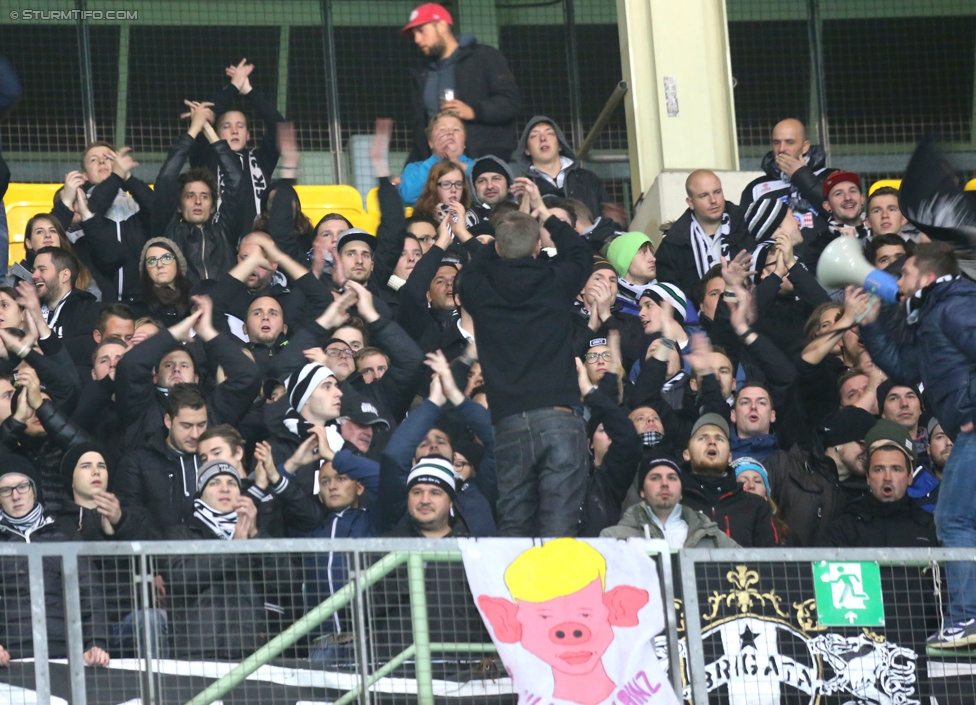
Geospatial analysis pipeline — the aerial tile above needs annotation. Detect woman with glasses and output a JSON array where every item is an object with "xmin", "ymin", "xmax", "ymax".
[
  {"xmin": 412, "ymin": 160, "xmax": 476, "ymax": 230},
  {"xmin": 128, "ymin": 237, "xmax": 192, "ymax": 324}
]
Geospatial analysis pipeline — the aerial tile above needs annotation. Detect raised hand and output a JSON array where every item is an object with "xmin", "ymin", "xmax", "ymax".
[
  {"xmin": 62, "ymin": 170, "xmax": 85, "ymax": 206},
  {"xmin": 277, "ymin": 122, "xmax": 298, "ymax": 172},
  {"xmin": 112, "ymin": 147, "xmax": 139, "ymax": 180},
  {"xmin": 168, "ymin": 309, "xmax": 202, "ymax": 344},
  {"xmin": 226, "ymin": 57, "xmax": 255, "ymax": 94},
  {"xmin": 190, "ymin": 295, "xmax": 218, "ymax": 342},
  {"xmin": 182, "ymin": 100, "xmax": 216, "ymax": 138},
  {"xmin": 684, "ymin": 332, "xmax": 716, "ymax": 376},
  {"xmin": 344, "ymin": 280, "xmax": 378, "ymax": 323},
  {"xmin": 369, "ymin": 118, "xmax": 393, "ymax": 179},
  {"xmin": 317, "ymin": 288, "xmax": 358, "ymax": 330},
  {"xmin": 720, "ymin": 250, "xmax": 755, "ymax": 288},
  {"xmin": 428, "ymin": 372, "xmax": 446, "ymax": 407}
]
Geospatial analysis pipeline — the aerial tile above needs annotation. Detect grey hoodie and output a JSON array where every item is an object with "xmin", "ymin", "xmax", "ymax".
[
  {"xmin": 515, "ymin": 115, "xmax": 578, "ymax": 175},
  {"xmin": 600, "ymin": 502, "xmax": 740, "ymax": 548}
]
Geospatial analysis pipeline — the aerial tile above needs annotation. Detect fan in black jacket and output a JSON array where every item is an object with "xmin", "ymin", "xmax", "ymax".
[
  {"xmin": 151, "ymin": 102, "xmax": 246, "ymax": 283},
  {"xmin": 189, "ymin": 59, "xmax": 286, "ymax": 241},
  {"xmin": 0, "ymin": 455, "xmax": 111, "ymax": 666},
  {"xmin": 114, "ymin": 295, "xmax": 260, "ymax": 453},
  {"xmin": 655, "ymin": 170, "xmax": 756, "ymax": 309},
  {"xmin": 679, "ymin": 413, "xmax": 778, "ymax": 547}
]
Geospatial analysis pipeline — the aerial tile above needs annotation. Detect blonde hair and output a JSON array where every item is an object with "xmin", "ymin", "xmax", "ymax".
[{"xmin": 503, "ymin": 538, "xmax": 606, "ymax": 603}]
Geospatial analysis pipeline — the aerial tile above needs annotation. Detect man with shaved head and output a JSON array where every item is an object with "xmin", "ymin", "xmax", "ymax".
[
  {"xmin": 654, "ymin": 169, "xmax": 755, "ymax": 307},
  {"xmin": 739, "ymin": 118, "xmax": 835, "ymax": 253}
]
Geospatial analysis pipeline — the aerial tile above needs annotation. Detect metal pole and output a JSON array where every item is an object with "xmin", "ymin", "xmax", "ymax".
[
  {"xmin": 62, "ymin": 554, "xmax": 88, "ymax": 705},
  {"xmin": 806, "ymin": 0, "xmax": 830, "ymax": 164},
  {"xmin": 678, "ymin": 552, "xmax": 710, "ymax": 703},
  {"xmin": 139, "ymin": 553, "xmax": 158, "ymax": 705},
  {"xmin": 352, "ymin": 549, "xmax": 372, "ymax": 705},
  {"xmin": 76, "ymin": 0, "xmax": 97, "ymax": 144},
  {"xmin": 407, "ymin": 553, "xmax": 434, "ymax": 705},
  {"xmin": 577, "ymin": 80, "xmax": 629, "ymax": 160},
  {"xmin": 563, "ymin": 0, "xmax": 585, "ymax": 153},
  {"xmin": 320, "ymin": 0, "xmax": 345, "ymax": 184},
  {"xmin": 27, "ymin": 552, "xmax": 52, "ymax": 705},
  {"xmin": 655, "ymin": 548, "xmax": 684, "ymax": 699}
]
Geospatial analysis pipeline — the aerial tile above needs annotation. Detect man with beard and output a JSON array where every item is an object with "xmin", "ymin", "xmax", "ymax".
[
  {"xmin": 679, "ymin": 413, "xmax": 777, "ymax": 546},
  {"xmin": 403, "ymin": 3, "xmax": 520, "ymax": 162},
  {"xmin": 909, "ymin": 417, "xmax": 951, "ymax": 514}
]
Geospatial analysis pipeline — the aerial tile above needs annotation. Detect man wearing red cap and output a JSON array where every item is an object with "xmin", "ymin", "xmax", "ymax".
[
  {"xmin": 402, "ymin": 3, "xmax": 520, "ymax": 162},
  {"xmin": 821, "ymin": 170, "xmax": 867, "ymax": 237}
]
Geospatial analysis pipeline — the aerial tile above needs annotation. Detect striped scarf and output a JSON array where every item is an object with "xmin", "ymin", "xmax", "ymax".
[{"xmin": 690, "ymin": 213, "xmax": 731, "ymax": 278}]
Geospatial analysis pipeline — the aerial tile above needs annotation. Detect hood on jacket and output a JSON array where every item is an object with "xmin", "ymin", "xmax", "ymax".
[
  {"xmin": 468, "ymin": 155, "xmax": 516, "ymax": 208},
  {"xmin": 761, "ymin": 144, "xmax": 828, "ymax": 180},
  {"xmin": 516, "ymin": 116, "xmax": 578, "ymax": 174}
]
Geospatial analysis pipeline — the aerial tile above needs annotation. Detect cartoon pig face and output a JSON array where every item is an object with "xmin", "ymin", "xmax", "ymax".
[{"xmin": 515, "ymin": 578, "xmax": 615, "ymax": 675}]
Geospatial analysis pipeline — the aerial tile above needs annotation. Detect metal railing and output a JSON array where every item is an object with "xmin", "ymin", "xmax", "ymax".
[{"xmin": 1, "ymin": 540, "xmax": 973, "ymax": 704}]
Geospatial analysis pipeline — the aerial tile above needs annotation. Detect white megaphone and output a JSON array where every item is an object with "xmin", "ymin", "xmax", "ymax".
[{"xmin": 816, "ymin": 236, "xmax": 900, "ymax": 303}]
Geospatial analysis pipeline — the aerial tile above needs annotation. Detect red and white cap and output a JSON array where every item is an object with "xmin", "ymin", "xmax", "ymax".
[{"xmin": 402, "ymin": 3, "xmax": 453, "ymax": 35}]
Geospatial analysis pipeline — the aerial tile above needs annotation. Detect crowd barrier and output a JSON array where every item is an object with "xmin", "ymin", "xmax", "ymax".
[{"xmin": 1, "ymin": 539, "xmax": 975, "ymax": 704}]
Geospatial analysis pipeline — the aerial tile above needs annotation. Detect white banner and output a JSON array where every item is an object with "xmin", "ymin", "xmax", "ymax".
[{"xmin": 460, "ymin": 537, "xmax": 680, "ymax": 705}]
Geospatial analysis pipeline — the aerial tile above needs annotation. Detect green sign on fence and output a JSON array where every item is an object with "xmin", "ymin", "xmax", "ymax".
[{"xmin": 812, "ymin": 561, "xmax": 885, "ymax": 627}]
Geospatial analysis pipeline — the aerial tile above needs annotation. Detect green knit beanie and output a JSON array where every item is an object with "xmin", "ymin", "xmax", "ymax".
[{"xmin": 606, "ymin": 231, "xmax": 653, "ymax": 279}]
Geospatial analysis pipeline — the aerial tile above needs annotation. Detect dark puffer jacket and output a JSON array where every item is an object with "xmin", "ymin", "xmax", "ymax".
[
  {"xmin": 0, "ymin": 510, "xmax": 110, "ymax": 659},
  {"xmin": 861, "ymin": 276, "xmax": 976, "ymax": 440}
]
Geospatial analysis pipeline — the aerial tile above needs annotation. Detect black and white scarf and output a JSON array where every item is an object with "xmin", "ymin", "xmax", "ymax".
[
  {"xmin": 690, "ymin": 212, "xmax": 732, "ymax": 278},
  {"xmin": 0, "ymin": 502, "xmax": 49, "ymax": 541},
  {"xmin": 192, "ymin": 498, "xmax": 238, "ymax": 540},
  {"xmin": 906, "ymin": 274, "xmax": 956, "ymax": 325},
  {"xmin": 216, "ymin": 150, "xmax": 266, "ymax": 219}
]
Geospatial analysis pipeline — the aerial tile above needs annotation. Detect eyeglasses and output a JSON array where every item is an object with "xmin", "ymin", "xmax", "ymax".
[
  {"xmin": 585, "ymin": 352, "xmax": 613, "ymax": 363},
  {"xmin": 0, "ymin": 481, "xmax": 33, "ymax": 498},
  {"xmin": 145, "ymin": 254, "xmax": 175, "ymax": 266},
  {"xmin": 325, "ymin": 349, "xmax": 354, "ymax": 360},
  {"xmin": 437, "ymin": 181, "xmax": 465, "ymax": 191},
  {"xmin": 415, "ymin": 236, "xmax": 434, "ymax": 245},
  {"xmin": 453, "ymin": 460, "xmax": 473, "ymax": 471}
]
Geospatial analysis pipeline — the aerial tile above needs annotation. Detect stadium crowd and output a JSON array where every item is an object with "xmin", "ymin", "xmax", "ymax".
[{"xmin": 0, "ymin": 0, "xmax": 973, "ymax": 669}]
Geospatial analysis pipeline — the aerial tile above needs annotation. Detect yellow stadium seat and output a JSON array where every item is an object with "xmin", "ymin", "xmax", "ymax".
[
  {"xmin": 965, "ymin": 178, "xmax": 976, "ymax": 192},
  {"xmin": 4, "ymin": 183, "xmax": 62, "ymax": 266},
  {"xmin": 293, "ymin": 184, "xmax": 382, "ymax": 235},
  {"xmin": 365, "ymin": 186, "xmax": 413, "ymax": 219},
  {"xmin": 868, "ymin": 179, "xmax": 901, "ymax": 196}
]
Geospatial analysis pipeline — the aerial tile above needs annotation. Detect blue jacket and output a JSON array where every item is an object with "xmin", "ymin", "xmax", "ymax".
[
  {"xmin": 861, "ymin": 277, "xmax": 976, "ymax": 439},
  {"xmin": 381, "ymin": 398, "xmax": 497, "ymax": 536},
  {"xmin": 398, "ymin": 153, "xmax": 476, "ymax": 206},
  {"xmin": 270, "ymin": 449, "xmax": 383, "ymax": 635}
]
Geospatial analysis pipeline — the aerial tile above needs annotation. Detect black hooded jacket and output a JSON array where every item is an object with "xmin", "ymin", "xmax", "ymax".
[{"xmin": 516, "ymin": 116, "xmax": 608, "ymax": 219}]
